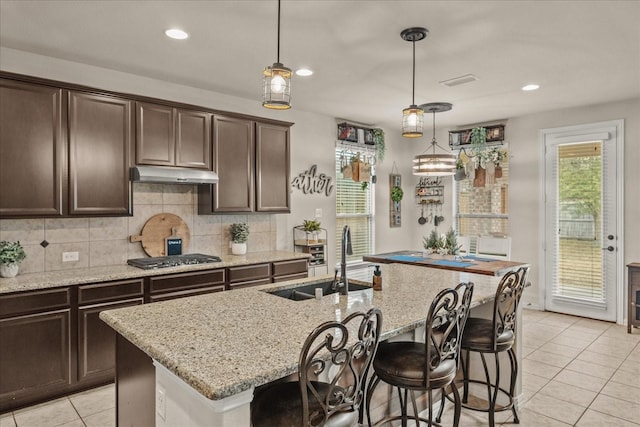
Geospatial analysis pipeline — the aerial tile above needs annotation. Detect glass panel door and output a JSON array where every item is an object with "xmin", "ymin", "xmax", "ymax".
[{"xmin": 543, "ymin": 123, "xmax": 621, "ymax": 321}]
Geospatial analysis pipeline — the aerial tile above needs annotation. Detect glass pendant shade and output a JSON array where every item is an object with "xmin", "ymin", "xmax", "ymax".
[
  {"xmin": 262, "ymin": 0, "xmax": 291, "ymax": 110},
  {"xmin": 402, "ymin": 105, "xmax": 424, "ymax": 137},
  {"xmin": 263, "ymin": 62, "xmax": 292, "ymax": 109}
]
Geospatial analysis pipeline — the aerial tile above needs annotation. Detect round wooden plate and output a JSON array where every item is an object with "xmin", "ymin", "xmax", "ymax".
[{"xmin": 130, "ymin": 213, "xmax": 190, "ymax": 257}]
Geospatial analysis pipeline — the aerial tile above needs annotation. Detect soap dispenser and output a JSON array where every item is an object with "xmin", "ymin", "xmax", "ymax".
[{"xmin": 372, "ymin": 265, "xmax": 382, "ymax": 291}]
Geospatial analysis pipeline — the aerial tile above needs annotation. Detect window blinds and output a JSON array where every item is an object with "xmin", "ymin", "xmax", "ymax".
[
  {"xmin": 548, "ymin": 141, "xmax": 606, "ymax": 304},
  {"xmin": 335, "ymin": 149, "xmax": 373, "ymax": 263}
]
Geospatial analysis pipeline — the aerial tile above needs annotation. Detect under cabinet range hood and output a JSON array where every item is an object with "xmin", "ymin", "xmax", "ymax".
[{"xmin": 130, "ymin": 165, "xmax": 219, "ymax": 185}]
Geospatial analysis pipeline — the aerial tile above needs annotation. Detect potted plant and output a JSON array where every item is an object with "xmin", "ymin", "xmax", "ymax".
[
  {"xmin": 302, "ymin": 219, "xmax": 321, "ymax": 243},
  {"xmin": 423, "ymin": 230, "xmax": 444, "ymax": 255},
  {"xmin": 372, "ymin": 128, "xmax": 385, "ymax": 162},
  {"xmin": 443, "ymin": 228, "xmax": 462, "ymax": 256},
  {"xmin": 0, "ymin": 240, "xmax": 26, "ymax": 278},
  {"xmin": 488, "ymin": 147, "xmax": 506, "ymax": 178},
  {"xmin": 229, "ymin": 223, "xmax": 249, "ymax": 255}
]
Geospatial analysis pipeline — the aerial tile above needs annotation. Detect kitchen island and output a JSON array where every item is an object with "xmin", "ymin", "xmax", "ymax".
[
  {"xmin": 364, "ymin": 250, "xmax": 529, "ymax": 276},
  {"xmin": 100, "ymin": 265, "xmax": 526, "ymax": 426}
]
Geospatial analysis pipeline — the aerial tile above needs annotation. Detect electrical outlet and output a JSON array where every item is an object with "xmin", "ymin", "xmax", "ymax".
[
  {"xmin": 315, "ymin": 208, "xmax": 322, "ymax": 218},
  {"xmin": 157, "ymin": 386, "xmax": 166, "ymax": 420},
  {"xmin": 62, "ymin": 252, "xmax": 79, "ymax": 262}
]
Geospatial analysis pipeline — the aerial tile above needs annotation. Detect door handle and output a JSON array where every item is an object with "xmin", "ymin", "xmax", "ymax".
[{"xmin": 602, "ymin": 246, "xmax": 615, "ymax": 252}]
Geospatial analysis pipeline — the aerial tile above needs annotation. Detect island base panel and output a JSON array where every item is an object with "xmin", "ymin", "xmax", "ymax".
[{"xmin": 116, "ymin": 334, "xmax": 155, "ymax": 426}]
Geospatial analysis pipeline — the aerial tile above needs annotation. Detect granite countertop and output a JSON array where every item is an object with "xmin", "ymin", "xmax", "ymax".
[
  {"xmin": 99, "ymin": 264, "xmax": 503, "ymax": 401},
  {"xmin": 0, "ymin": 251, "xmax": 310, "ymax": 294}
]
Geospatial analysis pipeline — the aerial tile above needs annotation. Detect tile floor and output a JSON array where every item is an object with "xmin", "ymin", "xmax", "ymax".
[{"xmin": 0, "ymin": 309, "xmax": 638, "ymax": 426}]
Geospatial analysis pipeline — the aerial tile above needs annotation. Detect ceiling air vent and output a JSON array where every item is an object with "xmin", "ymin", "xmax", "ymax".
[{"xmin": 439, "ymin": 74, "xmax": 479, "ymax": 87}]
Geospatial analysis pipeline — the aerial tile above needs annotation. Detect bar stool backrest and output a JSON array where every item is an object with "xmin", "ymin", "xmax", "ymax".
[
  {"xmin": 491, "ymin": 267, "xmax": 529, "ymax": 350},
  {"xmin": 298, "ymin": 307, "xmax": 382, "ymax": 426},
  {"xmin": 425, "ymin": 282, "xmax": 475, "ymax": 388}
]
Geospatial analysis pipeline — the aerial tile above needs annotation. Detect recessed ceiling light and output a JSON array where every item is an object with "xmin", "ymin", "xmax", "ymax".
[
  {"xmin": 295, "ymin": 68, "xmax": 313, "ymax": 77},
  {"xmin": 165, "ymin": 29, "xmax": 189, "ymax": 40},
  {"xmin": 522, "ymin": 83, "xmax": 540, "ymax": 91}
]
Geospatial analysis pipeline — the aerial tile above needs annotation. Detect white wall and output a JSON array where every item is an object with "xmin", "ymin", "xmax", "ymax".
[{"xmin": 506, "ymin": 97, "xmax": 640, "ymax": 309}]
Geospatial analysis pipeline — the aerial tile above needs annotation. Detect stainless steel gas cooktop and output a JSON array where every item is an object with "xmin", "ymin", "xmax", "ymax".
[{"xmin": 127, "ymin": 253, "xmax": 222, "ymax": 270}]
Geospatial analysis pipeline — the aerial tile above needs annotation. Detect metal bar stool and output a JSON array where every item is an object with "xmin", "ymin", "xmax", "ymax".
[
  {"xmin": 437, "ymin": 267, "xmax": 528, "ymax": 427},
  {"xmin": 251, "ymin": 307, "xmax": 382, "ymax": 427},
  {"xmin": 365, "ymin": 282, "xmax": 474, "ymax": 427}
]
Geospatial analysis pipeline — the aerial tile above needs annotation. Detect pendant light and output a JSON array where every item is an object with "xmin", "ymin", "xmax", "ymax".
[
  {"xmin": 401, "ymin": 27, "xmax": 428, "ymax": 138},
  {"xmin": 262, "ymin": 0, "xmax": 291, "ymax": 110},
  {"xmin": 413, "ymin": 102, "xmax": 456, "ymax": 176}
]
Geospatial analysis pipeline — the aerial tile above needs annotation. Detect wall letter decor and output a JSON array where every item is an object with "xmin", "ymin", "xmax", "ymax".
[{"xmin": 291, "ymin": 165, "xmax": 334, "ymax": 196}]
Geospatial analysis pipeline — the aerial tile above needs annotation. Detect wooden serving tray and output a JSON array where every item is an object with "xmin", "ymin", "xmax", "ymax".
[{"xmin": 130, "ymin": 213, "xmax": 190, "ymax": 257}]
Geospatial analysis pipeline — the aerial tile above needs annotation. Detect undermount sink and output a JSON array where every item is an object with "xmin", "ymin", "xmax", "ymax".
[{"xmin": 265, "ymin": 281, "xmax": 371, "ymax": 301}]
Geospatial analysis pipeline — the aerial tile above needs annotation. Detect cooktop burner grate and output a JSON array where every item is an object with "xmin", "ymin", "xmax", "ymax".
[{"xmin": 127, "ymin": 253, "xmax": 222, "ymax": 269}]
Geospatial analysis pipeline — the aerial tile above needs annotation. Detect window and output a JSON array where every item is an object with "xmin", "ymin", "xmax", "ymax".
[
  {"xmin": 335, "ymin": 148, "xmax": 374, "ymax": 264},
  {"xmin": 455, "ymin": 145, "xmax": 509, "ymax": 239}
]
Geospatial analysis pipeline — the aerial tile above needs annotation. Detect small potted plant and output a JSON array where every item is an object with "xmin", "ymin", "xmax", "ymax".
[
  {"xmin": 443, "ymin": 228, "xmax": 462, "ymax": 256},
  {"xmin": 229, "ymin": 223, "xmax": 249, "ymax": 255},
  {"xmin": 372, "ymin": 128, "xmax": 385, "ymax": 162},
  {"xmin": 0, "ymin": 240, "xmax": 26, "ymax": 278},
  {"xmin": 302, "ymin": 219, "xmax": 321, "ymax": 243},
  {"xmin": 423, "ymin": 230, "xmax": 444, "ymax": 255}
]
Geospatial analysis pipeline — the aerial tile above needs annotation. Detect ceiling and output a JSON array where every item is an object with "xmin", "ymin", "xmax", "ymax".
[{"xmin": 1, "ymin": 1, "xmax": 639, "ymax": 132}]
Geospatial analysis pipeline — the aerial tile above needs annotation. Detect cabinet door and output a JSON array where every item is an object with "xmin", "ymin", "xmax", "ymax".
[
  {"xmin": 68, "ymin": 91, "xmax": 132, "ymax": 215},
  {"xmin": 0, "ymin": 309, "xmax": 71, "ymax": 409},
  {"xmin": 78, "ymin": 298, "xmax": 143, "ymax": 384},
  {"xmin": 0, "ymin": 79, "xmax": 65, "ymax": 217},
  {"xmin": 176, "ymin": 109, "xmax": 211, "ymax": 169},
  {"xmin": 135, "ymin": 102, "xmax": 175, "ymax": 166},
  {"xmin": 255, "ymin": 122, "xmax": 291, "ymax": 212},
  {"xmin": 201, "ymin": 116, "xmax": 254, "ymax": 212}
]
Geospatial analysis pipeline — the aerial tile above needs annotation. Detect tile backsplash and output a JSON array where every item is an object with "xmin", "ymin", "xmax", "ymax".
[{"xmin": 0, "ymin": 183, "xmax": 277, "ymax": 274}]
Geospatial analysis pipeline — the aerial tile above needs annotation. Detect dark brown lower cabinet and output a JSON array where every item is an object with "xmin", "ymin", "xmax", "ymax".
[
  {"xmin": 0, "ymin": 289, "xmax": 72, "ymax": 412},
  {"xmin": 78, "ymin": 298, "xmax": 143, "ymax": 384}
]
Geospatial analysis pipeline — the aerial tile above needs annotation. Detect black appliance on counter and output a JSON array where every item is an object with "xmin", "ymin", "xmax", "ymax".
[{"xmin": 127, "ymin": 253, "xmax": 222, "ymax": 270}]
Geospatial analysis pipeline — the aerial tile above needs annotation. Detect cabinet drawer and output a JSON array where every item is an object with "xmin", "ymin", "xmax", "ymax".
[
  {"xmin": 273, "ymin": 272, "xmax": 309, "ymax": 283},
  {"xmin": 228, "ymin": 278, "xmax": 272, "ymax": 290},
  {"xmin": 0, "ymin": 288, "xmax": 70, "ymax": 319},
  {"xmin": 78, "ymin": 279, "xmax": 144, "ymax": 305},
  {"xmin": 149, "ymin": 269, "xmax": 225, "ymax": 294},
  {"xmin": 149, "ymin": 285, "xmax": 224, "ymax": 303},
  {"xmin": 227, "ymin": 263, "xmax": 270, "ymax": 283},
  {"xmin": 272, "ymin": 259, "xmax": 308, "ymax": 277}
]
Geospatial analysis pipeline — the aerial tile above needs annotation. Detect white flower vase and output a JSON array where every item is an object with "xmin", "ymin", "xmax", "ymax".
[
  {"xmin": 231, "ymin": 242, "xmax": 247, "ymax": 255},
  {"xmin": 0, "ymin": 263, "xmax": 20, "ymax": 278}
]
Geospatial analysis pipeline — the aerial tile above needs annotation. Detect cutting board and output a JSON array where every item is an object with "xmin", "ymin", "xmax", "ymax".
[{"xmin": 130, "ymin": 213, "xmax": 190, "ymax": 257}]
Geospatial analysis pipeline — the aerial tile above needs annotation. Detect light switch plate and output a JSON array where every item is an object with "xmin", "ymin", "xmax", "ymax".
[{"xmin": 315, "ymin": 208, "xmax": 322, "ymax": 218}]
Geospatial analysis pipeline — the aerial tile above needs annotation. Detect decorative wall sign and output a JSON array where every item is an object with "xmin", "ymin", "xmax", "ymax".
[
  {"xmin": 389, "ymin": 174, "xmax": 402, "ymax": 227},
  {"xmin": 291, "ymin": 164, "xmax": 334, "ymax": 196}
]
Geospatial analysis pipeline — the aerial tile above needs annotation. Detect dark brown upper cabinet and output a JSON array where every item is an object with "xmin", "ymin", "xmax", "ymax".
[
  {"xmin": 0, "ymin": 78, "xmax": 66, "ymax": 217},
  {"xmin": 199, "ymin": 117, "xmax": 291, "ymax": 214},
  {"xmin": 68, "ymin": 91, "xmax": 133, "ymax": 215},
  {"xmin": 0, "ymin": 78, "xmax": 132, "ymax": 218},
  {"xmin": 135, "ymin": 102, "xmax": 211, "ymax": 170},
  {"xmin": 256, "ymin": 122, "xmax": 290, "ymax": 212}
]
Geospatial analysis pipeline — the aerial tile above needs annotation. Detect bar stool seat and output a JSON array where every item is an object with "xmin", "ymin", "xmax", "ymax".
[
  {"xmin": 252, "ymin": 381, "xmax": 356, "ymax": 427},
  {"xmin": 373, "ymin": 342, "xmax": 457, "ymax": 390},
  {"xmin": 462, "ymin": 318, "xmax": 514, "ymax": 352},
  {"xmin": 251, "ymin": 308, "xmax": 382, "ymax": 427}
]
